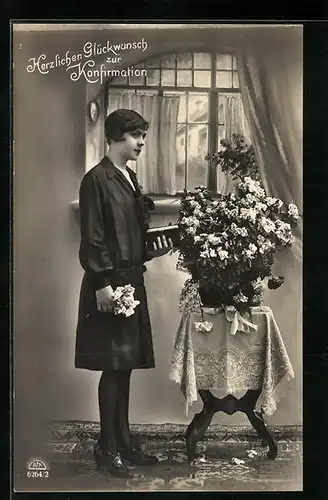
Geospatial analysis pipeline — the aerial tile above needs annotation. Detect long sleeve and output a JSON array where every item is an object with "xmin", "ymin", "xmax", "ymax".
[{"xmin": 79, "ymin": 172, "xmax": 114, "ymax": 290}]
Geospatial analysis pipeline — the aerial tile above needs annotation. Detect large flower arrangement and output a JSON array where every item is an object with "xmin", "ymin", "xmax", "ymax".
[{"xmin": 175, "ymin": 134, "xmax": 300, "ymax": 314}]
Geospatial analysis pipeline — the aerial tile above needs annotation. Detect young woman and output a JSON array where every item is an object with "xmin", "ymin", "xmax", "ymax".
[{"xmin": 75, "ymin": 109, "xmax": 172, "ymax": 478}]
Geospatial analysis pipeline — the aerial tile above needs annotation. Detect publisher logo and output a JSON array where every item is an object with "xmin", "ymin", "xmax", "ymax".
[{"xmin": 26, "ymin": 458, "xmax": 50, "ymax": 478}]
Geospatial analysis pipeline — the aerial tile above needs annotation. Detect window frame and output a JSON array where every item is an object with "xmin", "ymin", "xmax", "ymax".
[{"xmin": 104, "ymin": 51, "xmax": 242, "ymax": 195}]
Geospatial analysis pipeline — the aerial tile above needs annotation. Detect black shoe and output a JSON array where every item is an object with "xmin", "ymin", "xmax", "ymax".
[
  {"xmin": 94, "ymin": 445, "xmax": 133, "ymax": 478},
  {"xmin": 120, "ymin": 446, "xmax": 159, "ymax": 466}
]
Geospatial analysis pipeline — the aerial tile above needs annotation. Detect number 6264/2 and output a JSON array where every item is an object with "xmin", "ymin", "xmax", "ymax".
[{"xmin": 27, "ymin": 470, "xmax": 49, "ymax": 478}]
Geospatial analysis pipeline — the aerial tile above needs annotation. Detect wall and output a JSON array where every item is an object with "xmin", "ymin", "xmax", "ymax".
[{"xmin": 13, "ymin": 24, "xmax": 302, "ymax": 464}]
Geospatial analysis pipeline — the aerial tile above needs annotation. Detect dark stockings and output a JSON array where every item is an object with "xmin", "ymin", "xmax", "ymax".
[{"xmin": 98, "ymin": 369, "xmax": 133, "ymax": 454}]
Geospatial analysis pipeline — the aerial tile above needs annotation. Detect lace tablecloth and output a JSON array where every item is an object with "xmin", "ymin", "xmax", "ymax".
[{"xmin": 169, "ymin": 306, "xmax": 294, "ymax": 416}]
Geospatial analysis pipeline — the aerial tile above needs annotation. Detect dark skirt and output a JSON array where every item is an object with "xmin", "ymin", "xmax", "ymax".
[{"xmin": 74, "ymin": 265, "xmax": 155, "ymax": 371}]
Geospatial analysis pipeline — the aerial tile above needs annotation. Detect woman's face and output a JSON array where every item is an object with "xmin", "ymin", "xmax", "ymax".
[{"xmin": 118, "ymin": 129, "xmax": 147, "ymax": 162}]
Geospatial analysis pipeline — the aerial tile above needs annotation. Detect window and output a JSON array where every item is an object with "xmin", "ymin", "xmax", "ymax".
[{"xmin": 105, "ymin": 52, "xmax": 249, "ymax": 195}]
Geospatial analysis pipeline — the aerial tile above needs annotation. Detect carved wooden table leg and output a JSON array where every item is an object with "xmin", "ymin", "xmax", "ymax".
[
  {"xmin": 242, "ymin": 390, "xmax": 278, "ymax": 460},
  {"xmin": 184, "ymin": 390, "xmax": 216, "ymax": 464},
  {"xmin": 184, "ymin": 388, "xmax": 278, "ymax": 463}
]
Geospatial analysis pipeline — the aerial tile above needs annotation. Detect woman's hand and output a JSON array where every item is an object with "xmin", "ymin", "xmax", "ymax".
[
  {"xmin": 96, "ymin": 284, "xmax": 114, "ymax": 312},
  {"xmin": 149, "ymin": 234, "xmax": 174, "ymax": 258}
]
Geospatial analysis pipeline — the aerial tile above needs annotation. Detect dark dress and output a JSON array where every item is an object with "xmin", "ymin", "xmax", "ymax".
[{"xmin": 74, "ymin": 156, "xmax": 155, "ymax": 371}]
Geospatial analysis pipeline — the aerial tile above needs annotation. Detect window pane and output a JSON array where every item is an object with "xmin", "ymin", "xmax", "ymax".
[
  {"xmin": 194, "ymin": 70, "xmax": 211, "ymax": 87},
  {"xmin": 146, "ymin": 69, "xmax": 160, "ymax": 86},
  {"xmin": 218, "ymin": 124, "xmax": 226, "ymax": 143},
  {"xmin": 216, "ymin": 71, "xmax": 232, "ymax": 87},
  {"xmin": 232, "ymin": 71, "xmax": 239, "ymax": 88},
  {"xmin": 178, "ymin": 94, "xmax": 187, "ymax": 121},
  {"xmin": 129, "ymin": 71, "xmax": 145, "ymax": 85},
  {"xmin": 164, "ymin": 91, "xmax": 187, "ymax": 121},
  {"xmin": 176, "ymin": 125, "xmax": 186, "ymax": 192},
  {"xmin": 217, "ymin": 93, "xmax": 247, "ymax": 145},
  {"xmin": 110, "ymin": 74, "xmax": 128, "ymax": 85},
  {"xmin": 218, "ymin": 100, "xmax": 225, "ymax": 124},
  {"xmin": 177, "ymin": 53, "xmax": 192, "ymax": 68},
  {"xmin": 161, "ymin": 53, "xmax": 176, "ymax": 68},
  {"xmin": 194, "ymin": 53, "xmax": 211, "ymax": 69},
  {"xmin": 145, "ymin": 57, "xmax": 160, "ymax": 68},
  {"xmin": 216, "ymin": 54, "xmax": 232, "ymax": 70},
  {"xmin": 187, "ymin": 93, "xmax": 208, "ymax": 123},
  {"xmin": 177, "ymin": 70, "xmax": 192, "ymax": 86},
  {"xmin": 186, "ymin": 124, "xmax": 208, "ymax": 190},
  {"xmin": 161, "ymin": 70, "xmax": 175, "ymax": 86}
]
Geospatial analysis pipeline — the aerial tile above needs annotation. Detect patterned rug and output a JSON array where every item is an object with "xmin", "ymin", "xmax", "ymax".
[{"xmin": 16, "ymin": 422, "xmax": 303, "ymax": 492}]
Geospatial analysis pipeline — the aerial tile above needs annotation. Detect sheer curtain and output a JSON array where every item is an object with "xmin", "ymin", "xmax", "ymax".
[
  {"xmin": 106, "ymin": 91, "xmax": 180, "ymax": 194},
  {"xmin": 217, "ymin": 94, "xmax": 250, "ymax": 194},
  {"xmin": 235, "ymin": 37, "xmax": 303, "ymax": 420},
  {"xmin": 236, "ymin": 43, "xmax": 302, "ymax": 261}
]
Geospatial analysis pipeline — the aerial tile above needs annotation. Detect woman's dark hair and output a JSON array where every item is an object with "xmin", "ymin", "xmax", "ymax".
[{"xmin": 105, "ymin": 108, "xmax": 149, "ymax": 143}]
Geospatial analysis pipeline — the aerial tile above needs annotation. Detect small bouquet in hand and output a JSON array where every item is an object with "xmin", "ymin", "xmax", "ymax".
[{"xmin": 112, "ymin": 284, "xmax": 140, "ymax": 317}]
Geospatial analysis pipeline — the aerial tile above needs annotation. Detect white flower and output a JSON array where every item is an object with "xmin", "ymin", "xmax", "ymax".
[
  {"xmin": 207, "ymin": 234, "xmax": 221, "ymax": 245},
  {"xmin": 125, "ymin": 308, "xmax": 135, "ymax": 317},
  {"xmin": 266, "ymin": 196, "xmax": 278, "ymax": 207},
  {"xmin": 230, "ymin": 223, "xmax": 248, "ymax": 237},
  {"xmin": 112, "ymin": 284, "xmax": 140, "ymax": 317},
  {"xmin": 242, "ymin": 177, "xmax": 265, "ymax": 198},
  {"xmin": 186, "ymin": 226, "xmax": 197, "ymax": 235},
  {"xmin": 240, "ymin": 207, "xmax": 257, "ymax": 222},
  {"xmin": 194, "ymin": 235, "xmax": 202, "ymax": 243},
  {"xmin": 181, "ymin": 216, "xmax": 200, "ymax": 227},
  {"xmin": 288, "ymin": 203, "xmax": 299, "ymax": 219},
  {"xmin": 266, "ymin": 197, "xmax": 283, "ymax": 209},
  {"xmin": 260, "ymin": 217, "xmax": 276, "ymax": 233},
  {"xmin": 275, "ymin": 219, "xmax": 289, "ymax": 230},
  {"xmin": 233, "ymin": 292, "xmax": 248, "ymax": 303},
  {"xmin": 244, "ymin": 249, "xmax": 255, "ymax": 259},
  {"xmin": 113, "ymin": 287, "xmax": 124, "ymax": 300},
  {"xmin": 209, "ymin": 248, "xmax": 217, "ymax": 258},
  {"xmin": 248, "ymin": 243, "xmax": 257, "ymax": 253},
  {"xmin": 246, "ymin": 193, "xmax": 257, "ymax": 204},
  {"xmin": 258, "ymin": 240, "xmax": 275, "ymax": 254},
  {"xmin": 218, "ymin": 249, "xmax": 229, "ymax": 260},
  {"xmin": 255, "ymin": 202, "xmax": 268, "ymax": 212},
  {"xmin": 193, "ymin": 208, "xmax": 203, "ymax": 218}
]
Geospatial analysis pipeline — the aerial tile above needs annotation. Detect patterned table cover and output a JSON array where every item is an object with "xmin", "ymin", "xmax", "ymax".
[{"xmin": 169, "ymin": 306, "xmax": 295, "ymax": 416}]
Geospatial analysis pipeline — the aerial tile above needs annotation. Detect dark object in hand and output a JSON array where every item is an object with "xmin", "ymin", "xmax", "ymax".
[
  {"xmin": 146, "ymin": 224, "xmax": 180, "ymax": 250},
  {"xmin": 268, "ymin": 276, "xmax": 284, "ymax": 290}
]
